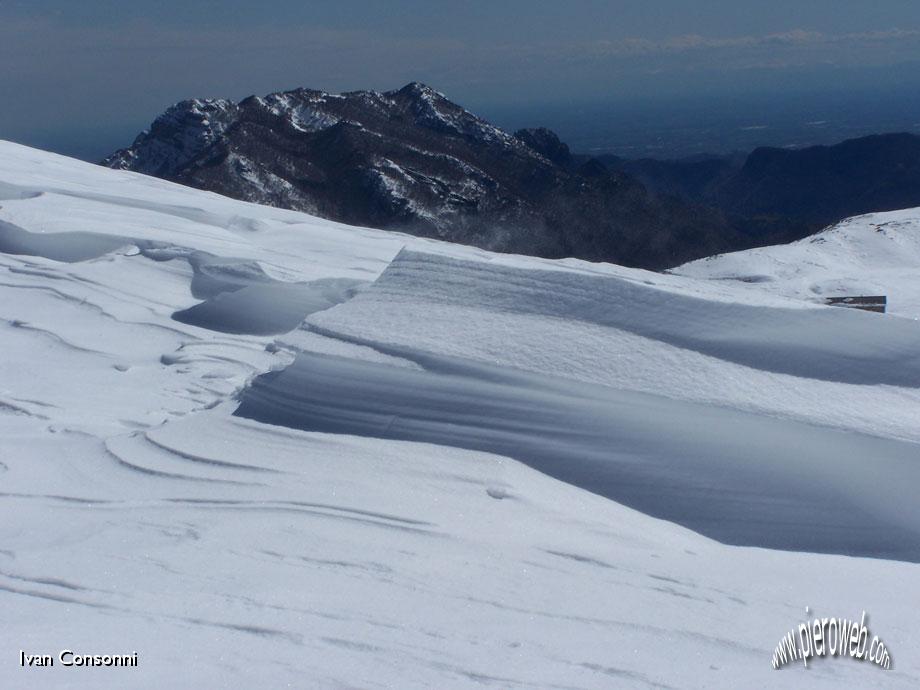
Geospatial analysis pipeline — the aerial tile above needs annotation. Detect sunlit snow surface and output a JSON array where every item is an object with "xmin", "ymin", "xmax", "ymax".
[
  {"xmin": 674, "ymin": 213, "xmax": 920, "ymax": 321},
  {"xmin": 1, "ymin": 140, "xmax": 919, "ymax": 688}
]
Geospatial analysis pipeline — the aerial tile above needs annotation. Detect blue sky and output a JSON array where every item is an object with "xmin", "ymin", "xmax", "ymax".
[
  {"xmin": 6, "ymin": 1, "xmax": 919, "ymax": 39},
  {"xmin": 2, "ymin": 1, "xmax": 920, "ymax": 157}
]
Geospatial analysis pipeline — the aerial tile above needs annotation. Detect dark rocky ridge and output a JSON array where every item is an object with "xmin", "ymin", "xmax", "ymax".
[
  {"xmin": 603, "ymin": 133, "xmax": 920, "ymax": 233},
  {"xmin": 105, "ymin": 83, "xmax": 804, "ymax": 269}
]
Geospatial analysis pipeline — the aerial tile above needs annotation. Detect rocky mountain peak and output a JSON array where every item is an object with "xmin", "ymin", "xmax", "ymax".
[
  {"xmin": 102, "ymin": 83, "xmax": 751, "ymax": 269},
  {"xmin": 105, "ymin": 98, "xmax": 237, "ymax": 176},
  {"xmin": 514, "ymin": 128, "xmax": 572, "ymax": 167}
]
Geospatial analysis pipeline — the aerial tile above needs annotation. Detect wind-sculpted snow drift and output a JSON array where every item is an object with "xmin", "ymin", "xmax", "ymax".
[
  {"xmin": 314, "ymin": 250, "xmax": 920, "ymax": 386},
  {"xmin": 238, "ymin": 251, "xmax": 920, "ymax": 559},
  {"xmin": 2, "ymin": 140, "xmax": 920, "ymax": 689},
  {"xmin": 0, "ymin": 218, "xmax": 134, "ymax": 262},
  {"xmin": 172, "ymin": 278, "xmax": 362, "ymax": 335},
  {"xmin": 0, "ymin": 218, "xmax": 364, "ymax": 335}
]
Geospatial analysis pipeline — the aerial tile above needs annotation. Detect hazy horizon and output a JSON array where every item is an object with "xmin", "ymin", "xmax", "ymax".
[
  {"xmin": 11, "ymin": 84, "xmax": 920, "ymax": 164},
  {"xmin": 3, "ymin": 1, "xmax": 920, "ymax": 160}
]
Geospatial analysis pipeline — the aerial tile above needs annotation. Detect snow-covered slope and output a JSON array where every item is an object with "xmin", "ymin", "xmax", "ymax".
[
  {"xmin": 674, "ymin": 209, "xmax": 920, "ymax": 320},
  {"xmin": 1, "ymin": 140, "xmax": 919, "ymax": 688}
]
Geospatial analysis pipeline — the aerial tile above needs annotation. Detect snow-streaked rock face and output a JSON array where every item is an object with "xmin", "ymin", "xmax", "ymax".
[
  {"xmin": 2, "ymin": 140, "xmax": 920, "ymax": 688},
  {"xmin": 107, "ymin": 98, "xmax": 239, "ymax": 177},
  {"xmin": 101, "ymin": 83, "xmax": 748, "ymax": 270}
]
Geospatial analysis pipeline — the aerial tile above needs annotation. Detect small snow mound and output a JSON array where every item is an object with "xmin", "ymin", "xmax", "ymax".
[{"xmin": 173, "ymin": 278, "xmax": 363, "ymax": 336}]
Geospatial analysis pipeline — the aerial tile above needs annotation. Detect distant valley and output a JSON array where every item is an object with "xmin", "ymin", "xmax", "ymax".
[{"xmin": 601, "ymin": 132, "xmax": 920, "ymax": 231}]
